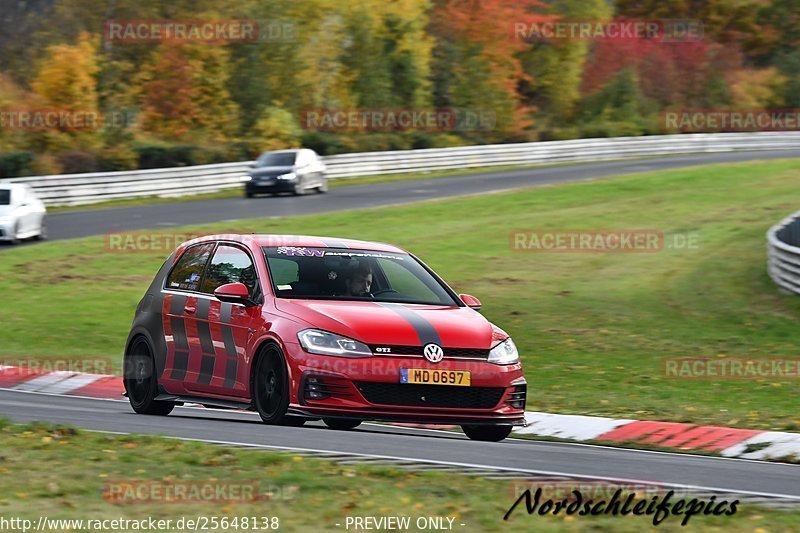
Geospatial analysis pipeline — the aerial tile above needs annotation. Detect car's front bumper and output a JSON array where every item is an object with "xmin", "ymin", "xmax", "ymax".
[
  {"xmin": 285, "ymin": 343, "xmax": 527, "ymax": 426},
  {"xmin": 245, "ymin": 177, "xmax": 297, "ymax": 193}
]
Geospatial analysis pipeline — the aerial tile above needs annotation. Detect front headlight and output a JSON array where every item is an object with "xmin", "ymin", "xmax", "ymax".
[
  {"xmin": 297, "ymin": 329, "xmax": 372, "ymax": 358},
  {"xmin": 488, "ymin": 337, "xmax": 519, "ymax": 364},
  {"xmin": 240, "ymin": 175, "xmax": 252, "ymax": 182},
  {"xmin": 277, "ymin": 172, "xmax": 296, "ymax": 180}
]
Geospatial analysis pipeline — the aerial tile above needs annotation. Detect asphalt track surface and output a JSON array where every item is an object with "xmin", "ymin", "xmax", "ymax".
[
  {"xmin": 0, "ymin": 389, "xmax": 797, "ymax": 501},
  {"xmin": 33, "ymin": 149, "xmax": 800, "ymax": 242}
]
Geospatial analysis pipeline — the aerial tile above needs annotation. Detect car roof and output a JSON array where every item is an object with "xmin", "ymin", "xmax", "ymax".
[
  {"xmin": 259, "ymin": 149, "xmax": 301, "ymax": 154},
  {"xmin": 178, "ymin": 234, "xmax": 407, "ymax": 254}
]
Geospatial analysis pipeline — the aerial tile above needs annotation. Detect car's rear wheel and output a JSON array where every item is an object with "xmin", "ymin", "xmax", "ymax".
[
  {"xmin": 461, "ymin": 425, "xmax": 513, "ymax": 442},
  {"xmin": 322, "ymin": 417, "xmax": 361, "ymax": 431},
  {"xmin": 253, "ymin": 345, "xmax": 290, "ymax": 424},
  {"xmin": 124, "ymin": 337, "xmax": 174, "ymax": 416},
  {"xmin": 281, "ymin": 416, "xmax": 308, "ymax": 427}
]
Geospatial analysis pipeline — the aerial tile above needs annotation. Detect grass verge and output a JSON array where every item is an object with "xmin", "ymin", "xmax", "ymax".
[{"xmin": 0, "ymin": 420, "xmax": 796, "ymax": 532}]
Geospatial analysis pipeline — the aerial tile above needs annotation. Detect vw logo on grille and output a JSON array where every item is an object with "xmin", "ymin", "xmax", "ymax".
[{"xmin": 423, "ymin": 343, "xmax": 444, "ymax": 363}]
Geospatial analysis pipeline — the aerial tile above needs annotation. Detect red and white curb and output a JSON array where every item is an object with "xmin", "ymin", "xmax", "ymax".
[
  {"xmin": 1, "ymin": 367, "xmax": 798, "ymax": 462},
  {"xmin": 520, "ymin": 412, "xmax": 800, "ymax": 461}
]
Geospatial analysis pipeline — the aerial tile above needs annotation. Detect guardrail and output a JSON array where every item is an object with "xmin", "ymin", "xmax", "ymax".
[
  {"xmin": 6, "ymin": 131, "xmax": 800, "ymax": 206},
  {"xmin": 768, "ymin": 211, "xmax": 800, "ymax": 294}
]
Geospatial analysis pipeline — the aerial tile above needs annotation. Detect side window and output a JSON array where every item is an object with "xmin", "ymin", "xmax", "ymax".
[
  {"xmin": 201, "ymin": 245, "xmax": 258, "ymax": 295},
  {"xmin": 166, "ymin": 243, "xmax": 215, "ymax": 292}
]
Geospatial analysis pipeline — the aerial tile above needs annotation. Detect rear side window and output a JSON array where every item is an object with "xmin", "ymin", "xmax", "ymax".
[
  {"xmin": 201, "ymin": 245, "xmax": 258, "ymax": 294},
  {"xmin": 0, "ymin": 189, "xmax": 10, "ymax": 205},
  {"xmin": 165, "ymin": 243, "xmax": 215, "ymax": 292}
]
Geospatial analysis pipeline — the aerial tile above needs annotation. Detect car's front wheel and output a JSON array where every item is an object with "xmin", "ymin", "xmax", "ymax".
[
  {"xmin": 123, "ymin": 337, "xmax": 174, "ymax": 416},
  {"xmin": 9, "ymin": 221, "xmax": 20, "ymax": 245},
  {"xmin": 322, "ymin": 418, "xmax": 361, "ymax": 430},
  {"xmin": 253, "ymin": 345, "xmax": 290, "ymax": 424},
  {"xmin": 461, "ymin": 425, "xmax": 513, "ymax": 442}
]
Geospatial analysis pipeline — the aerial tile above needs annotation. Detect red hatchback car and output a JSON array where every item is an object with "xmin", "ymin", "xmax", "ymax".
[{"xmin": 124, "ymin": 235, "xmax": 526, "ymax": 441}]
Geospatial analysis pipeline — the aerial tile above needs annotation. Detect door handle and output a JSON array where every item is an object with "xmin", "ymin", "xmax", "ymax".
[{"xmin": 185, "ymin": 306, "xmax": 196, "ymax": 315}]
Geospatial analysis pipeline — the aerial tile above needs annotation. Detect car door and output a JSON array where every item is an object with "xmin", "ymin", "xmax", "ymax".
[
  {"xmin": 184, "ymin": 243, "xmax": 261, "ymax": 398},
  {"xmin": 25, "ymin": 186, "xmax": 46, "ymax": 234},
  {"xmin": 10, "ymin": 187, "xmax": 28, "ymax": 235},
  {"xmin": 305, "ymin": 149, "xmax": 325, "ymax": 186},
  {"xmin": 161, "ymin": 242, "xmax": 216, "ymax": 391}
]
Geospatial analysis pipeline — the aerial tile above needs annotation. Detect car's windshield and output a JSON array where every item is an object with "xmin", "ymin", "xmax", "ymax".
[
  {"xmin": 0, "ymin": 189, "xmax": 10, "ymax": 205},
  {"xmin": 263, "ymin": 247, "xmax": 459, "ymax": 306},
  {"xmin": 255, "ymin": 152, "xmax": 296, "ymax": 167}
]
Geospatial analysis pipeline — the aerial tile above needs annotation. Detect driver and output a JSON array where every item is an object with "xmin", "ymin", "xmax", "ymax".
[{"xmin": 342, "ymin": 263, "xmax": 373, "ymax": 297}]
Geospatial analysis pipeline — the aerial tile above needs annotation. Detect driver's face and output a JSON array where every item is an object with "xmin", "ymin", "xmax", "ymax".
[{"xmin": 349, "ymin": 273, "xmax": 372, "ymax": 296}]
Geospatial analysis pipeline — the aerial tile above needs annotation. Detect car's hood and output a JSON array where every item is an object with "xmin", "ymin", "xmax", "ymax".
[
  {"xmin": 249, "ymin": 165, "xmax": 294, "ymax": 176},
  {"xmin": 276, "ymin": 299, "xmax": 496, "ymax": 349}
]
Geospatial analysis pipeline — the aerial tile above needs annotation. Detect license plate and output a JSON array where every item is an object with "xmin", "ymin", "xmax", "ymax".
[{"xmin": 400, "ymin": 368, "xmax": 471, "ymax": 386}]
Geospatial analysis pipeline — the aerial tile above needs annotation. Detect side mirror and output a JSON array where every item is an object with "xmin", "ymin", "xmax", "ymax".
[
  {"xmin": 214, "ymin": 282, "xmax": 255, "ymax": 307},
  {"xmin": 459, "ymin": 293, "xmax": 482, "ymax": 311}
]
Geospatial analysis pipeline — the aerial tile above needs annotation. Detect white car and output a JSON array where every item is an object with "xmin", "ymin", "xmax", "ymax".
[{"xmin": 0, "ymin": 184, "xmax": 47, "ymax": 243}]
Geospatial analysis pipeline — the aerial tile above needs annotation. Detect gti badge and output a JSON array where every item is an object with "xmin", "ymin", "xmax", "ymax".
[{"xmin": 423, "ymin": 343, "xmax": 444, "ymax": 363}]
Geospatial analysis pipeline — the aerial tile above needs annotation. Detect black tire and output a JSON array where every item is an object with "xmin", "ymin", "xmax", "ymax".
[
  {"xmin": 461, "ymin": 425, "xmax": 513, "ymax": 442},
  {"xmin": 253, "ymin": 345, "xmax": 290, "ymax": 424},
  {"xmin": 280, "ymin": 416, "xmax": 308, "ymax": 427},
  {"xmin": 123, "ymin": 337, "xmax": 174, "ymax": 416},
  {"xmin": 316, "ymin": 176, "xmax": 328, "ymax": 193},
  {"xmin": 9, "ymin": 222, "xmax": 20, "ymax": 245},
  {"xmin": 322, "ymin": 417, "xmax": 362, "ymax": 431},
  {"xmin": 245, "ymin": 190, "xmax": 255, "ymax": 198}
]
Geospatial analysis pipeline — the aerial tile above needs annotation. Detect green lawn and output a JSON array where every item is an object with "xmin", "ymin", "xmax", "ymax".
[
  {"xmin": 2, "ymin": 159, "xmax": 800, "ymax": 430},
  {"xmin": 0, "ymin": 420, "xmax": 796, "ymax": 532}
]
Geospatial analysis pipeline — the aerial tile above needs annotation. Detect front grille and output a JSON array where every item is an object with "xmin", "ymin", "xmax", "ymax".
[
  {"xmin": 369, "ymin": 345, "xmax": 489, "ymax": 359},
  {"xmin": 355, "ymin": 382, "xmax": 504, "ymax": 409}
]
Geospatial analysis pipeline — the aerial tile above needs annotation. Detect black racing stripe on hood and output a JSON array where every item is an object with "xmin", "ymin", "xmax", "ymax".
[{"xmin": 377, "ymin": 303, "xmax": 442, "ymax": 346}]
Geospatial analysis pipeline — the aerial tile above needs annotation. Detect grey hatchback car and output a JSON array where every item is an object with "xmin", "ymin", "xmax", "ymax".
[{"xmin": 243, "ymin": 149, "xmax": 327, "ymax": 197}]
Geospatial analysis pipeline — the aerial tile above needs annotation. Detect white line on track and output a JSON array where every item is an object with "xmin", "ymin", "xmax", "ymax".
[
  {"xmin": 0, "ymin": 387, "xmax": 797, "ymax": 469},
  {"xmin": 85, "ymin": 429, "xmax": 800, "ymax": 502}
]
